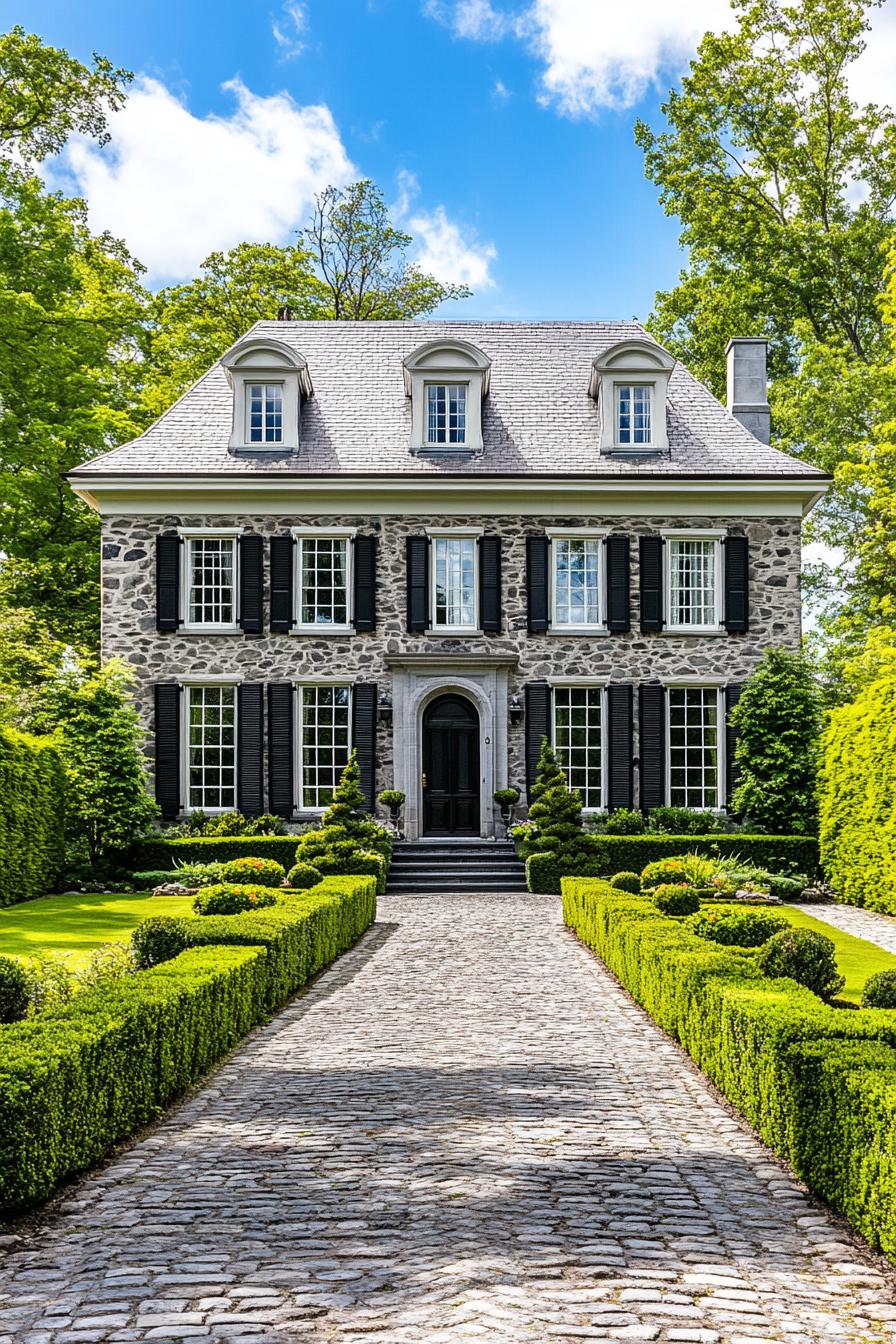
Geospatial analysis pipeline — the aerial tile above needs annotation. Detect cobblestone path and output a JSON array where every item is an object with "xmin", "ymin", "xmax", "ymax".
[
  {"xmin": 796, "ymin": 901, "xmax": 896, "ymax": 956},
  {"xmin": 2, "ymin": 893, "xmax": 896, "ymax": 1344}
]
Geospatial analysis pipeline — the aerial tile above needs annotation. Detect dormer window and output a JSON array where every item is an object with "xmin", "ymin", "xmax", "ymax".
[
  {"xmin": 222, "ymin": 335, "xmax": 312, "ymax": 455},
  {"xmin": 404, "ymin": 339, "xmax": 490, "ymax": 455},
  {"xmin": 590, "ymin": 338, "xmax": 674, "ymax": 455}
]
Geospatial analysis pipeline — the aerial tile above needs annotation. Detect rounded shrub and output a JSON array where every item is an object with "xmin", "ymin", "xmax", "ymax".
[
  {"xmin": 192, "ymin": 883, "xmax": 279, "ymax": 916},
  {"xmin": 652, "ymin": 884, "xmax": 700, "ymax": 916},
  {"xmin": 0, "ymin": 955, "xmax": 30, "ymax": 1023},
  {"xmin": 862, "ymin": 970, "xmax": 896, "ymax": 1009},
  {"xmin": 218, "ymin": 856, "xmax": 286, "ymax": 887},
  {"xmin": 131, "ymin": 916, "xmax": 190, "ymax": 969},
  {"xmin": 690, "ymin": 908, "xmax": 789, "ymax": 947},
  {"xmin": 641, "ymin": 857, "xmax": 690, "ymax": 890},
  {"xmin": 286, "ymin": 861, "xmax": 324, "ymax": 891},
  {"xmin": 757, "ymin": 928, "xmax": 845, "ymax": 1001},
  {"xmin": 604, "ymin": 808, "xmax": 646, "ymax": 835},
  {"xmin": 609, "ymin": 871, "xmax": 642, "ymax": 893}
]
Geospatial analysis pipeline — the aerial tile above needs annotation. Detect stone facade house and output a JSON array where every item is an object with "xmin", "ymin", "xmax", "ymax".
[{"xmin": 69, "ymin": 321, "xmax": 828, "ymax": 840}]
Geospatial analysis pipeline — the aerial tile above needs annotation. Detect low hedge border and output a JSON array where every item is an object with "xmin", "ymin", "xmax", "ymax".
[
  {"xmin": 562, "ymin": 878, "xmax": 896, "ymax": 1260},
  {"xmin": 0, "ymin": 875, "xmax": 376, "ymax": 1212},
  {"xmin": 527, "ymin": 834, "xmax": 819, "ymax": 894},
  {"xmin": 129, "ymin": 835, "xmax": 302, "ymax": 872}
]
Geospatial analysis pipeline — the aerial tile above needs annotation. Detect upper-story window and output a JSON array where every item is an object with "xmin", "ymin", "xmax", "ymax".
[
  {"xmin": 294, "ymin": 529, "xmax": 353, "ymax": 631},
  {"xmin": 426, "ymin": 382, "xmax": 467, "ymax": 446},
  {"xmin": 404, "ymin": 339, "xmax": 490, "ymax": 455},
  {"xmin": 246, "ymin": 382, "xmax": 283, "ymax": 444},
  {"xmin": 222, "ymin": 335, "xmax": 312, "ymax": 455},
  {"xmin": 664, "ymin": 532, "xmax": 722, "ymax": 631},
  {"xmin": 590, "ymin": 338, "xmax": 674, "ymax": 455},
  {"xmin": 179, "ymin": 528, "xmax": 243, "ymax": 631},
  {"xmin": 432, "ymin": 533, "xmax": 477, "ymax": 630},
  {"xmin": 551, "ymin": 533, "xmax": 603, "ymax": 629}
]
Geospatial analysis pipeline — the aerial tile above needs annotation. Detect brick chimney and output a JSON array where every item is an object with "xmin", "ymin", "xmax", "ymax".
[{"xmin": 725, "ymin": 337, "xmax": 770, "ymax": 443}]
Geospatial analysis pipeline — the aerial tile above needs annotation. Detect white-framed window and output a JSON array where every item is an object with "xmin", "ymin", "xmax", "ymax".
[
  {"xmin": 551, "ymin": 535, "xmax": 603, "ymax": 629},
  {"xmin": 553, "ymin": 685, "xmax": 604, "ymax": 811},
  {"xmin": 181, "ymin": 531, "xmax": 241, "ymax": 631},
  {"xmin": 298, "ymin": 683, "xmax": 352, "ymax": 810},
  {"xmin": 665, "ymin": 534, "xmax": 722, "ymax": 631},
  {"xmin": 185, "ymin": 683, "xmax": 237, "ymax": 812},
  {"xmin": 426, "ymin": 382, "xmax": 468, "ymax": 446},
  {"xmin": 246, "ymin": 381, "xmax": 283, "ymax": 444},
  {"xmin": 431, "ymin": 533, "xmax": 478, "ymax": 630},
  {"xmin": 667, "ymin": 686, "xmax": 721, "ymax": 810},
  {"xmin": 616, "ymin": 383, "xmax": 652, "ymax": 446},
  {"xmin": 294, "ymin": 531, "xmax": 353, "ymax": 631}
]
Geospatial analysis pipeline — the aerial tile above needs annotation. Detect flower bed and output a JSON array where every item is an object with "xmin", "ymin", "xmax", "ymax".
[
  {"xmin": 562, "ymin": 877, "xmax": 896, "ymax": 1260},
  {"xmin": 0, "ymin": 875, "xmax": 376, "ymax": 1212}
]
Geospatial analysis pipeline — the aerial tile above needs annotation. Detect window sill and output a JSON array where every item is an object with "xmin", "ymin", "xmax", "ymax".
[
  {"xmin": 180, "ymin": 625, "xmax": 241, "ymax": 636},
  {"xmin": 425, "ymin": 627, "xmax": 481, "ymax": 637},
  {"xmin": 662, "ymin": 626, "xmax": 727, "ymax": 637},
  {"xmin": 290, "ymin": 625, "xmax": 354, "ymax": 637},
  {"xmin": 547, "ymin": 625, "xmax": 609, "ymax": 637}
]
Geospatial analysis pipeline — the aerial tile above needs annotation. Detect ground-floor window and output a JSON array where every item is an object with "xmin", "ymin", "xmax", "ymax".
[
  {"xmin": 668, "ymin": 686, "xmax": 719, "ymax": 809},
  {"xmin": 299, "ymin": 684, "xmax": 351, "ymax": 809},
  {"xmin": 553, "ymin": 685, "xmax": 603, "ymax": 810},
  {"xmin": 187, "ymin": 684, "xmax": 237, "ymax": 811}
]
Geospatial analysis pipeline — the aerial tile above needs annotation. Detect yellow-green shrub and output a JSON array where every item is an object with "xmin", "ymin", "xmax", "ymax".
[{"xmin": 0, "ymin": 726, "xmax": 65, "ymax": 906}]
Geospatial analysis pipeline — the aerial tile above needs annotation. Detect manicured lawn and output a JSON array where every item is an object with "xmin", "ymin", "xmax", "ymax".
[
  {"xmin": 780, "ymin": 904, "xmax": 896, "ymax": 1003},
  {"xmin": 0, "ymin": 890, "xmax": 196, "ymax": 970}
]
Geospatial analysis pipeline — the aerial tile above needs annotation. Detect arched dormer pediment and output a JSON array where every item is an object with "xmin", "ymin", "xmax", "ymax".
[
  {"xmin": 589, "ymin": 338, "xmax": 675, "ymax": 455},
  {"xmin": 222, "ymin": 336, "xmax": 312, "ymax": 454},
  {"xmin": 403, "ymin": 339, "xmax": 491, "ymax": 454}
]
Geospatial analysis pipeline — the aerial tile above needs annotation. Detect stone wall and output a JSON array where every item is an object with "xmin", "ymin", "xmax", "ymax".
[{"xmin": 101, "ymin": 511, "xmax": 802, "ymax": 817}]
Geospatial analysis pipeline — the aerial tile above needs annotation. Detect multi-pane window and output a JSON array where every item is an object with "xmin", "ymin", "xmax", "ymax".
[
  {"xmin": 553, "ymin": 537, "xmax": 602, "ymax": 627},
  {"xmin": 246, "ymin": 382, "xmax": 283, "ymax": 444},
  {"xmin": 187, "ymin": 685, "xmax": 236, "ymax": 811},
  {"xmin": 616, "ymin": 384, "xmax": 652, "ymax": 446},
  {"xmin": 298, "ymin": 536, "xmax": 349, "ymax": 627},
  {"xmin": 300, "ymin": 685, "xmax": 351, "ymax": 809},
  {"xmin": 668, "ymin": 538, "xmax": 718, "ymax": 628},
  {"xmin": 553, "ymin": 686, "xmax": 603, "ymax": 810},
  {"xmin": 668, "ymin": 687, "xmax": 719, "ymax": 810},
  {"xmin": 187, "ymin": 537, "xmax": 236, "ymax": 627},
  {"xmin": 426, "ymin": 383, "xmax": 467, "ymax": 445},
  {"xmin": 433, "ymin": 535, "xmax": 477, "ymax": 629}
]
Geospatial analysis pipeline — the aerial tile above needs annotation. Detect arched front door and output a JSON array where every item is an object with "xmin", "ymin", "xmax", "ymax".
[{"xmin": 422, "ymin": 693, "xmax": 480, "ymax": 836}]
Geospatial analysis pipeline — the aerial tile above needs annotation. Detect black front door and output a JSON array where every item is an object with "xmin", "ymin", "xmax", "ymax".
[{"xmin": 422, "ymin": 694, "xmax": 480, "ymax": 836}]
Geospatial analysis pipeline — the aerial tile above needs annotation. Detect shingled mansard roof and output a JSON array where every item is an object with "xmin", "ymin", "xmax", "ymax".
[{"xmin": 70, "ymin": 320, "xmax": 828, "ymax": 481}]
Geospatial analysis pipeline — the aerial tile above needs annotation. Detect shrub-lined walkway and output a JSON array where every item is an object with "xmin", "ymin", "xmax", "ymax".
[{"xmin": 1, "ymin": 893, "xmax": 895, "ymax": 1343}]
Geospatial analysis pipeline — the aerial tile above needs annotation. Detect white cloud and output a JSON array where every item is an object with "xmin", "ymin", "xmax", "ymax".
[
  {"xmin": 272, "ymin": 1, "xmax": 308, "ymax": 59},
  {"xmin": 395, "ymin": 170, "xmax": 497, "ymax": 289},
  {"xmin": 55, "ymin": 76, "xmax": 353, "ymax": 282},
  {"xmin": 849, "ymin": 1, "xmax": 896, "ymax": 109},
  {"xmin": 493, "ymin": 78, "xmax": 512, "ymax": 101},
  {"xmin": 423, "ymin": 0, "xmax": 511, "ymax": 40}
]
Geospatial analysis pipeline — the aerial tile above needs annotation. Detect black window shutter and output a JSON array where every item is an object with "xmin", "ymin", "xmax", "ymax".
[
  {"xmin": 525, "ymin": 681, "xmax": 552, "ymax": 801},
  {"xmin": 156, "ymin": 532, "xmax": 181, "ymax": 632},
  {"xmin": 639, "ymin": 683, "xmax": 666, "ymax": 812},
  {"xmin": 478, "ymin": 535, "xmax": 502, "ymax": 633},
  {"xmin": 237, "ymin": 683, "xmax": 264, "ymax": 817},
  {"xmin": 725, "ymin": 683, "xmax": 743, "ymax": 807},
  {"xmin": 724, "ymin": 535, "xmax": 750, "ymax": 633},
  {"xmin": 153, "ymin": 683, "xmax": 181, "ymax": 820},
  {"xmin": 352, "ymin": 682, "xmax": 377, "ymax": 811},
  {"xmin": 606, "ymin": 684, "xmax": 634, "ymax": 810},
  {"xmin": 270, "ymin": 535, "xmax": 295, "ymax": 633},
  {"xmin": 526, "ymin": 535, "xmax": 550, "ymax": 632},
  {"xmin": 238, "ymin": 534, "xmax": 264, "ymax": 634},
  {"xmin": 406, "ymin": 536, "xmax": 429, "ymax": 632},
  {"xmin": 605, "ymin": 535, "xmax": 631, "ymax": 633},
  {"xmin": 353, "ymin": 534, "xmax": 377, "ymax": 632},
  {"xmin": 267, "ymin": 682, "xmax": 294, "ymax": 818},
  {"xmin": 639, "ymin": 536, "xmax": 664, "ymax": 632}
]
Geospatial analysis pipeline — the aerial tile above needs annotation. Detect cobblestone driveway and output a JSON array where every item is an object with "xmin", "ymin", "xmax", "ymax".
[{"xmin": 2, "ymin": 893, "xmax": 896, "ymax": 1344}]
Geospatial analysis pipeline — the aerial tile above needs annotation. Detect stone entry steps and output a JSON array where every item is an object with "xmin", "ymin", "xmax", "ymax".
[{"xmin": 387, "ymin": 840, "xmax": 527, "ymax": 893}]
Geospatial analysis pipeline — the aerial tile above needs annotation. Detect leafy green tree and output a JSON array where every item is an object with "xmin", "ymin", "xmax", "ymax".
[
  {"xmin": 321, "ymin": 751, "xmax": 368, "ymax": 830},
  {"xmin": 0, "ymin": 608, "xmax": 71, "ymax": 728},
  {"xmin": 36, "ymin": 658, "xmax": 158, "ymax": 868},
  {"xmin": 731, "ymin": 649, "xmax": 822, "ymax": 834},
  {"xmin": 516, "ymin": 738, "xmax": 584, "ymax": 860}
]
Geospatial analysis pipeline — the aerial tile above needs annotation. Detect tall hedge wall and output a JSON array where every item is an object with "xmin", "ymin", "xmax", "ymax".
[
  {"xmin": 0, "ymin": 875, "xmax": 376, "ymax": 1211},
  {"xmin": 820, "ymin": 671, "xmax": 896, "ymax": 914},
  {"xmin": 563, "ymin": 879, "xmax": 896, "ymax": 1260},
  {"xmin": 130, "ymin": 834, "xmax": 302, "ymax": 871},
  {"xmin": 0, "ymin": 727, "xmax": 66, "ymax": 906}
]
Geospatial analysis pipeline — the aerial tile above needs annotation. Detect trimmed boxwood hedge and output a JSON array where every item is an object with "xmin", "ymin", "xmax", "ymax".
[
  {"xmin": 129, "ymin": 834, "xmax": 302, "ymax": 872},
  {"xmin": 527, "ymin": 834, "xmax": 819, "ymax": 894},
  {"xmin": 0, "ymin": 727, "xmax": 66, "ymax": 907},
  {"xmin": 0, "ymin": 875, "xmax": 375, "ymax": 1212},
  {"xmin": 562, "ymin": 878, "xmax": 896, "ymax": 1260}
]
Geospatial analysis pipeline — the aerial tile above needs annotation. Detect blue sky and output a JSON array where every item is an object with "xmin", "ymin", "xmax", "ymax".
[{"xmin": 10, "ymin": 0, "xmax": 896, "ymax": 321}]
